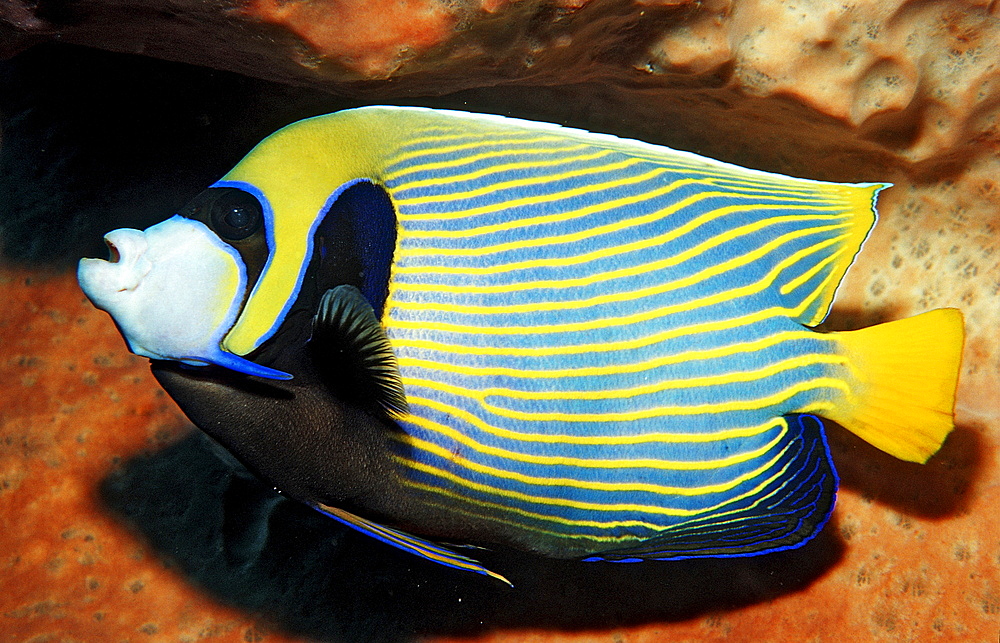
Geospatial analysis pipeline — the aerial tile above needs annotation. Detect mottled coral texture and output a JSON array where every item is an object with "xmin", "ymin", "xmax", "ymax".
[{"xmin": 1, "ymin": 0, "xmax": 998, "ymax": 641}]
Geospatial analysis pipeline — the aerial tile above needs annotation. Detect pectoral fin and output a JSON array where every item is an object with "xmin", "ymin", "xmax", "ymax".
[{"xmin": 310, "ymin": 285, "xmax": 408, "ymax": 418}]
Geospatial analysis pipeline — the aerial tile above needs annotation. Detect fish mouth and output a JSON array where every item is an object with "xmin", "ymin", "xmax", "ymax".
[
  {"xmin": 78, "ymin": 228, "xmax": 152, "ymax": 299},
  {"xmin": 100, "ymin": 228, "xmax": 148, "ymax": 269},
  {"xmin": 105, "ymin": 236, "xmax": 122, "ymax": 264}
]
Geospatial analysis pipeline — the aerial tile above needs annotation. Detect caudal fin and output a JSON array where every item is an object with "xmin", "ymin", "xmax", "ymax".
[{"xmin": 828, "ymin": 308, "xmax": 964, "ymax": 463}]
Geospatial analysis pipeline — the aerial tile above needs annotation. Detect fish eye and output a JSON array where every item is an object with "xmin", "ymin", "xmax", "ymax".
[{"xmin": 211, "ymin": 190, "xmax": 263, "ymax": 241}]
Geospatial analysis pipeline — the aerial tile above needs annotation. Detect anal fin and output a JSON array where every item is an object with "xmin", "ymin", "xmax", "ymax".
[
  {"xmin": 584, "ymin": 415, "xmax": 838, "ymax": 563},
  {"xmin": 315, "ymin": 502, "xmax": 511, "ymax": 586}
]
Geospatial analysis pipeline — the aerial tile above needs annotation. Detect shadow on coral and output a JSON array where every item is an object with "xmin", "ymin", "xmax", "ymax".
[
  {"xmin": 827, "ymin": 421, "xmax": 984, "ymax": 521},
  {"xmin": 101, "ymin": 430, "xmax": 845, "ymax": 643}
]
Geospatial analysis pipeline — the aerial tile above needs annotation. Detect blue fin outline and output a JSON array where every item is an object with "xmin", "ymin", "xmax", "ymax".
[
  {"xmin": 198, "ymin": 349, "xmax": 292, "ymax": 380},
  {"xmin": 581, "ymin": 414, "xmax": 838, "ymax": 563}
]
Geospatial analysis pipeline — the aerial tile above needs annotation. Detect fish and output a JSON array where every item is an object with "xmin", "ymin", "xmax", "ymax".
[{"xmin": 77, "ymin": 106, "xmax": 964, "ymax": 585}]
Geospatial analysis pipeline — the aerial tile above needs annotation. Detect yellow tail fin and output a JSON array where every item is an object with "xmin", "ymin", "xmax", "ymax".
[{"xmin": 828, "ymin": 308, "xmax": 964, "ymax": 463}]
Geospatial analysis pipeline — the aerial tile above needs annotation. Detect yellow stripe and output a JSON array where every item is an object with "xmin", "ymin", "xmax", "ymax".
[
  {"xmin": 394, "ymin": 435, "xmax": 798, "ymax": 519},
  {"xmin": 391, "ymin": 149, "xmax": 618, "ymax": 195},
  {"xmin": 387, "ymin": 262, "xmax": 844, "ymax": 366},
  {"xmin": 397, "ymin": 413, "xmax": 787, "ymax": 471},
  {"xmin": 409, "ymin": 485, "xmax": 772, "ymax": 548},
  {"xmin": 651, "ymin": 441, "xmax": 824, "ymax": 534},
  {"xmin": 394, "ymin": 219, "xmax": 851, "ymax": 296},
  {"xmin": 383, "ymin": 141, "xmax": 591, "ymax": 182},
  {"xmin": 479, "ymin": 354, "xmax": 850, "ymax": 400},
  {"xmin": 408, "ymin": 375, "xmax": 851, "ymax": 422},
  {"xmin": 393, "ymin": 156, "xmax": 649, "ymax": 207},
  {"xmin": 383, "ymin": 120, "xmax": 835, "ymax": 199},
  {"xmin": 400, "ymin": 180, "xmax": 845, "ymax": 243},
  {"xmin": 409, "ymin": 495, "xmax": 633, "ymax": 545},
  {"xmin": 397, "ymin": 430, "xmax": 788, "ymax": 494},
  {"xmin": 389, "ymin": 287, "xmax": 821, "ymax": 357},
  {"xmin": 389, "ymin": 295, "xmax": 812, "ymax": 358},
  {"xmin": 404, "ymin": 396, "xmax": 786, "ymax": 444},
  {"xmin": 393, "ymin": 230, "xmax": 851, "ymax": 316},
  {"xmin": 392, "ymin": 211, "xmax": 848, "ymax": 277},
  {"xmin": 397, "ymin": 200, "xmax": 845, "ymax": 261},
  {"xmin": 401, "ymin": 477, "xmax": 670, "ymax": 533},
  {"xmin": 406, "ymin": 472, "xmax": 813, "ymax": 546},
  {"xmin": 399, "ymin": 165, "xmax": 680, "ymax": 225},
  {"xmin": 398, "ymin": 414, "xmax": 820, "ymax": 544},
  {"xmin": 779, "ymin": 242, "xmax": 843, "ymax": 295},
  {"xmin": 392, "ymin": 154, "xmax": 825, "ymax": 212},
  {"xmin": 402, "ymin": 175, "xmax": 699, "ymax": 235},
  {"xmin": 396, "ymin": 330, "xmax": 835, "ymax": 379},
  {"xmin": 388, "ymin": 237, "xmax": 849, "ymax": 336},
  {"xmin": 385, "ymin": 134, "xmax": 566, "ymax": 167},
  {"xmin": 392, "ymin": 130, "xmax": 488, "ymax": 149}
]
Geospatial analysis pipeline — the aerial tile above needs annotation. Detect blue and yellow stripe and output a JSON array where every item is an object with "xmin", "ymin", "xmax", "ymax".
[{"xmin": 355, "ymin": 109, "xmax": 880, "ymax": 558}]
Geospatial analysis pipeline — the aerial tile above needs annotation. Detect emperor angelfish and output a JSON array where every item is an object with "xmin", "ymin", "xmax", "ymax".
[{"xmin": 78, "ymin": 106, "xmax": 964, "ymax": 585}]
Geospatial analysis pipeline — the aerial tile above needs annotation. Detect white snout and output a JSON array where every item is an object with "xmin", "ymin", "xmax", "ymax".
[
  {"xmin": 77, "ymin": 229, "xmax": 153, "ymax": 303},
  {"xmin": 78, "ymin": 215, "xmax": 246, "ymax": 365}
]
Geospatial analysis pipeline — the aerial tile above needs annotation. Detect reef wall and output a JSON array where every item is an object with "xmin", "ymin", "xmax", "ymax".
[{"xmin": 1, "ymin": 1, "xmax": 998, "ymax": 641}]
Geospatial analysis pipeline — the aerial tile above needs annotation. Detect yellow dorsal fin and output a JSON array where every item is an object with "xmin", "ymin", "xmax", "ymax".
[
  {"xmin": 788, "ymin": 182, "xmax": 888, "ymax": 327},
  {"xmin": 827, "ymin": 308, "xmax": 964, "ymax": 463}
]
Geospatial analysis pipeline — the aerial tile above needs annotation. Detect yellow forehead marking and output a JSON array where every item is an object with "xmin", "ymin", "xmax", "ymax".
[{"xmin": 219, "ymin": 112, "xmax": 390, "ymax": 356}]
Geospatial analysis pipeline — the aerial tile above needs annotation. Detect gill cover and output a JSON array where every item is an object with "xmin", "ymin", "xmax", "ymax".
[{"xmin": 78, "ymin": 215, "xmax": 290, "ymax": 380}]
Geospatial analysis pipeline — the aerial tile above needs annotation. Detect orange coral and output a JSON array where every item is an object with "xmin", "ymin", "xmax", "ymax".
[
  {"xmin": 244, "ymin": 0, "xmax": 459, "ymax": 78},
  {"xmin": 1, "ymin": 0, "xmax": 998, "ymax": 637}
]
